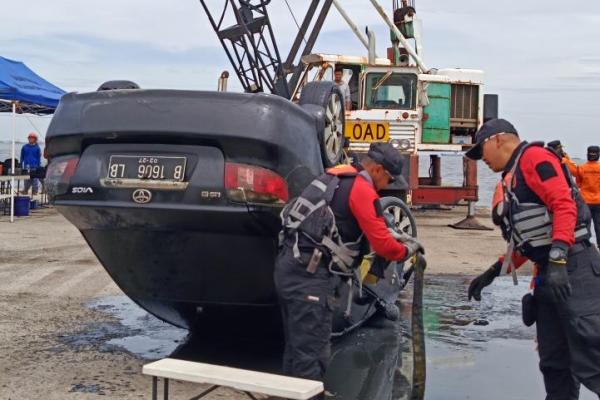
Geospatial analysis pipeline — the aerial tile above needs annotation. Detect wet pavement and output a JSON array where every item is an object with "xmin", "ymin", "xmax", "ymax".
[{"xmin": 67, "ymin": 275, "xmax": 596, "ymax": 399}]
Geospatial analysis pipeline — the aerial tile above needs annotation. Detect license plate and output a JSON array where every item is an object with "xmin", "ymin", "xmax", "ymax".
[
  {"xmin": 344, "ymin": 121, "xmax": 390, "ymax": 142},
  {"xmin": 107, "ymin": 155, "xmax": 186, "ymax": 181}
]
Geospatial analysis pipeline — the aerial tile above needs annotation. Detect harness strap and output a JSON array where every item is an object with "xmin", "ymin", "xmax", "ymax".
[
  {"xmin": 344, "ymin": 279, "xmax": 353, "ymax": 318},
  {"xmin": 287, "ymin": 198, "xmax": 326, "ymax": 225},
  {"xmin": 501, "ymin": 241, "xmax": 518, "ymax": 285},
  {"xmin": 321, "ymin": 236, "xmax": 360, "ymax": 270},
  {"xmin": 323, "ymin": 176, "xmax": 341, "ymax": 203},
  {"xmin": 293, "ymin": 234, "xmax": 301, "ymax": 260}
]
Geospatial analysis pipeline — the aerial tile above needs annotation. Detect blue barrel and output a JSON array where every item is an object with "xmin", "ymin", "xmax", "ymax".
[{"xmin": 14, "ymin": 196, "xmax": 30, "ymax": 217}]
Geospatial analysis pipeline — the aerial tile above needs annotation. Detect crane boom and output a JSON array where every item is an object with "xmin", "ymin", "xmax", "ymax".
[{"xmin": 198, "ymin": 0, "xmax": 333, "ymax": 99}]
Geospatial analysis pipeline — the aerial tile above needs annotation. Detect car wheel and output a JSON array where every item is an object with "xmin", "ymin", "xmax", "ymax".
[
  {"xmin": 300, "ymin": 81, "xmax": 345, "ymax": 168},
  {"xmin": 380, "ymin": 196, "xmax": 417, "ymax": 238}
]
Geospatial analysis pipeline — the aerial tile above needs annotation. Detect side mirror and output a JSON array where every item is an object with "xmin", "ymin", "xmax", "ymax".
[{"xmin": 483, "ymin": 94, "xmax": 498, "ymax": 122}]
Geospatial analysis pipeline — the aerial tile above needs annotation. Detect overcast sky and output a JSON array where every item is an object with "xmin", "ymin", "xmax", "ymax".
[{"xmin": 2, "ymin": 0, "xmax": 600, "ymax": 157}]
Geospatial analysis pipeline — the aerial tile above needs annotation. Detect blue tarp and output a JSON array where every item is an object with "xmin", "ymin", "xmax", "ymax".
[{"xmin": 0, "ymin": 56, "xmax": 65, "ymax": 112}]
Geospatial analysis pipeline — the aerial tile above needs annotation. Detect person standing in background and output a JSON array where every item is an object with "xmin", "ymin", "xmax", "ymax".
[
  {"xmin": 546, "ymin": 140, "xmax": 565, "ymax": 158},
  {"xmin": 563, "ymin": 145, "xmax": 600, "ymax": 248},
  {"xmin": 334, "ymin": 67, "xmax": 352, "ymax": 111},
  {"xmin": 20, "ymin": 132, "xmax": 42, "ymax": 195}
]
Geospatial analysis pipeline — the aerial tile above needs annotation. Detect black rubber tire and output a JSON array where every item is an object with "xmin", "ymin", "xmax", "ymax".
[
  {"xmin": 299, "ymin": 81, "xmax": 345, "ymax": 168},
  {"xmin": 380, "ymin": 196, "xmax": 417, "ymax": 238}
]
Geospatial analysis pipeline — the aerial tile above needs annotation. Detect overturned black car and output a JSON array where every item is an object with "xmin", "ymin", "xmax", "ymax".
[{"xmin": 45, "ymin": 81, "xmax": 416, "ymax": 334}]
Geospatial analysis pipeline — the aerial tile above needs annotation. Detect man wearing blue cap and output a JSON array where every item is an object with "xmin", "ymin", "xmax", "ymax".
[
  {"xmin": 275, "ymin": 142, "xmax": 423, "ymax": 388},
  {"xmin": 465, "ymin": 118, "xmax": 600, "ymax": 398}
]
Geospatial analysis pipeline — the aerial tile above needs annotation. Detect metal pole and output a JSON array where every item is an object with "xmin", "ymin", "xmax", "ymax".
[
  {"xmin": 152, "ymin": 377, "xmax": 157, "ymax": 400},
  {"xmin": 217, "ymin": 71, "xmax": 229, "ymax": 92},
  {"xmin": 331, "ymin": 0, "xmax": 370, "ymax": 51},
  {"xmin": 367, "ymin": 0, "xmax": 429, "ymax": 73},
  {"xmin": 10, "ymin": 102, "xmax": 16, "ymax": 223},
  {"xmin": 467, "ymin": 201, "xmax": 476, "ymax": 218},
  {"xmin": 284, "ymin": 0, "xmax": 320, "ymax": 72},
  {"xmin": 287, "ymin": 0, "xmax": 334, "ymax": 94}
]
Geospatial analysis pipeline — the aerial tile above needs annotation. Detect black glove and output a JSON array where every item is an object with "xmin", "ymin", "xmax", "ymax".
[
  {"xmin": 468, "ymin": 261, "xmax": 501, "ymax": 301},
  {"xmin": 546, "ymin": 241, "xmax": 572, "ymax": 303},
  {"xmin": 403, "ymin": 238, "xmax": 425, "ymax": 259}
]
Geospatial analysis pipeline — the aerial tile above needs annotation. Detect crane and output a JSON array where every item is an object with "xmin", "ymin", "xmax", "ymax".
[{"xmin": 198, "ymin": 0, "xmax": 334, "ymax": 99}]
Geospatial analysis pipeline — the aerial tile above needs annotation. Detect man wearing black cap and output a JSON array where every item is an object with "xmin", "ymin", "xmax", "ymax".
[
  {"xmin": 275, "ymin": 142, "xmax": 422, "ymax": 385},
  {"xmin": 564, "ymin": 145, "xmax": 600, "ymax": 249},
  {"xmin": 547, "ymin": 140, "xmax": 565, "ymax": 157},
  {"xmin": 465, "ymin": 119, "xmax": 600, "ymax": 398}
]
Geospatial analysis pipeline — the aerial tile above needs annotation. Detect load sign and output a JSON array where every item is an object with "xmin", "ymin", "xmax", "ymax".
[{"xmin": 344, "ymin": 121, "xmax": 390, "ymax": 142}]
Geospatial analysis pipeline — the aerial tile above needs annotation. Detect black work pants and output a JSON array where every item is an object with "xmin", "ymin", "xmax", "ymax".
[
  {"xmin": 589, "ymin": 204, "xmax": 600, "ymax": 247},
  {"xmin": 274, "ymin": 246, "xmax": 336, "ymax": 382},
  {"xmin": 534, "ymin": 245, "xmax": 600, "ymax": 399}
]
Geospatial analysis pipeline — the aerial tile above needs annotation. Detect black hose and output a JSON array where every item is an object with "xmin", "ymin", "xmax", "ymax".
[{"xmin": 410, "ymin": 252, "xmax": 427, "ymax": 400}]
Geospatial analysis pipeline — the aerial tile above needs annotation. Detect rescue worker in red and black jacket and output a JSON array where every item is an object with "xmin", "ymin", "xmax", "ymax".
[
  {"xmin": 465, "ymin": 119, "xmax": 600, "ymax": 399},
  {"xmin": 275, "ymin": 142, "xmax": 423, "ymax": 387}
]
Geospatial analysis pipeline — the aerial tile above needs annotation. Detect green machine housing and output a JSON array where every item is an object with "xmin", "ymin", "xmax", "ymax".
[{"xmin": 422, "ymin": 81, "xmax": 480, "ymax": 145}]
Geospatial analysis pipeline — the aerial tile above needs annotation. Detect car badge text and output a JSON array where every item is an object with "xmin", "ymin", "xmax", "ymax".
[{"xmin": 72, "ymin": 187, "xmax": 94, "ymax": 194}]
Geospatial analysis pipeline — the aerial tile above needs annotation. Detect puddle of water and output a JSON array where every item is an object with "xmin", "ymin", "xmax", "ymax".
[
  {"xmin": 59, "ymin": 296, "xmax": 188, "ymax": 359},
  {"xmin": 90, "ymin": 296, "xmax": 188, "ymax": 359},
  {"xmin": 66, "ymin": 276, "xmax": 597, "ymax": 399},
  {"xmin": 421, "ymin": 275, "xmax": 536, "ymax": 347},
  {"xmin": 422, "ymin": 274, "xmax": 596, "ymax": 400},
  {"xmin": 69, "ymin": 383, "xmax": 106, "ymax": 395}
]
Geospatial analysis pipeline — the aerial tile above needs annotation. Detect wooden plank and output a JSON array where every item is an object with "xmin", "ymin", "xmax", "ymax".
[{"xmin": 143, "ymin": 359, "xmax": 323, "ymax": 400}]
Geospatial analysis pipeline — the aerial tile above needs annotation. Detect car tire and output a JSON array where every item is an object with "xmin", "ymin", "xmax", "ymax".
[
  {"xmin": 299, "ymin": 81, "xmax": 345, "ymax": 168},
  {"xmin": 380, "ymin": 196, "xmax": 417, "ymax": 238}
]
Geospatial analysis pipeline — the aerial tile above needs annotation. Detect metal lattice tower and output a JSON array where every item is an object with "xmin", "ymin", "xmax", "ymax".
[{"xmin": 199, "ymin": 0, "xmax": 333, "ymax": 99}]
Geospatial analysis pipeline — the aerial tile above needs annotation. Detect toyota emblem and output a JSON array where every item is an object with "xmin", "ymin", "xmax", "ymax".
[{"xmin": 132, "ymin": 189, "xmax": 152, "ymax": 204}]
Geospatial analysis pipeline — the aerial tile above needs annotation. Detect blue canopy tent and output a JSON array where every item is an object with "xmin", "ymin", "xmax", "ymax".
[
  {"xmin": 0, "ymin": 56, "xmax": 66, "ymax": 221},
  {"xmin": 0, "ymin": 56, "xmax": 65, "ymax": 113}
]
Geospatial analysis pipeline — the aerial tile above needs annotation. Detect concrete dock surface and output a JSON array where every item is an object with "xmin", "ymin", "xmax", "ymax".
[{"xmin": 1, "ymin": 207, "xmax": 596, "ymax": 399}]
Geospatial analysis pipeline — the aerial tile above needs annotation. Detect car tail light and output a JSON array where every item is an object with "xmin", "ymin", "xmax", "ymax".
[
  {"xmin": 225, "ymin": 163, "xmax": 289, "ymax": 204},
  {"xmin": 45, "ymin": 155, "xmax": 80, "ymax": 199}
]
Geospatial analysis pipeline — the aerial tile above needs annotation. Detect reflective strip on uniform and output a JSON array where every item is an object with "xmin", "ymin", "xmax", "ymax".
[
  {"xmin": 575, "ymin": 226, "xmax": 590, "ymax": 240},
  {"xmin": 512, "ymin": 207, "xmax": 549, "ymax": 222},
  {"xmin": 310, "ymin": 180, "xmax": 328, "ymax": 192},
  {"xmin": 516, "ymin": 224, "xmax": 553, "ymax": 239},
  {"xmin": 528, "ymin": 237, "xmax": 553, "ymax": 247},
  {"xmin": 513, "ymin": 216, "xmax": 552, "ymax": 234}
]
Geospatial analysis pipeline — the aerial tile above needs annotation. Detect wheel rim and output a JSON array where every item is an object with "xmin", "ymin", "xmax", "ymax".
[
  {"xmin": 384, "ymin": 204, "xmax": 415, "ymax": 237},
  {"xmin": 323, "ymin": 92, "xmax": 344, "ymax": 162}
]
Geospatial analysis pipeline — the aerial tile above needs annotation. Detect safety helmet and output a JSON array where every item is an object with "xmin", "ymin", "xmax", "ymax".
[{"xmin": 28, "ymin": 132, "xmax": 38, "ymax": 140}]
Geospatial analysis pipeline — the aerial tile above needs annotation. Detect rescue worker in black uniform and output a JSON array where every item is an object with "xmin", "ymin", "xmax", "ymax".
[
  {"xmin": 466, "ymin": 119, "xmax": 600, "ymax": 399},
  {"xmin": 275, "ymin": 142, "xmax": 422, "ymax": 386}
]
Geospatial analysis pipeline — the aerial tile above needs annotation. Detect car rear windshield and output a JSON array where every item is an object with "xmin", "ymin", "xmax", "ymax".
[{"xmin": 365, "ymin": 73, "xmax": 417, "ymax": 110}]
